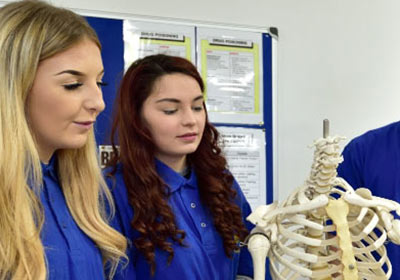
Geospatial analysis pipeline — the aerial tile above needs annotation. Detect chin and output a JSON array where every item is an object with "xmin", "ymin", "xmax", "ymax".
[
  {"xmin": 182, "ymin": 146, "xmax": 199, "ymax": 155},
  {"xmin": 62, "ymin": 136, "xmax": 89, "ymax": 150}
]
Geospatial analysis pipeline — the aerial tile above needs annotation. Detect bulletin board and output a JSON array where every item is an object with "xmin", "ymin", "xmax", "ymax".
[{"xmin": 86, "ymin": 15, "xmax": 277, "ymax": 212}]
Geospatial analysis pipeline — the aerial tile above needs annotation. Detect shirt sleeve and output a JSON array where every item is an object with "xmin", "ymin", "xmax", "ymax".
[{"xmin": 231, "ymin": 178, "xmax": 256, "ymax": 278}]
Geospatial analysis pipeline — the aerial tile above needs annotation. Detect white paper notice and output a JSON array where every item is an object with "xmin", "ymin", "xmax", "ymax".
[
  {"xmin": 206, "ymin": 51, "xmax": 255, "ymax": 112},
  {"xmin": 197, "ymin": 27, "xmax": 264, "ymax": 124},
  {"xmin": 123, "ymin": 21, "xmax": 195, "ymax": 70},
  {"xmin": 136, "ymin": 44, "xmax": 187, "ymax": 60},
  {"xmin": 217, "ymin": 126, "xmax": 266, "ymax": 210}
]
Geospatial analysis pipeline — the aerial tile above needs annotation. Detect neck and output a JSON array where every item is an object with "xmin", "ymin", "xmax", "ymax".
[
  {"xmin": 37, "ymin": 146, "xmax": 55, "ymax": 164},
  {"xmin": 156, "ymin": 155, "xmax": 187, "ymax": 173}
]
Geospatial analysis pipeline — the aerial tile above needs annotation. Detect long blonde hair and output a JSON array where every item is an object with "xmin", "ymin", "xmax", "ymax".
[{"xmin": 0, "ymin": 1, "xmax": 127, "ymax": 279}]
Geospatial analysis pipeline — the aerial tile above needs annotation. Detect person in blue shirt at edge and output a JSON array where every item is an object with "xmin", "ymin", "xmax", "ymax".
[
  {"xmin": 0, "ymin": 1, "xmax": 128, "ymax": 279},
  {"xmin": 337, "ymin": 121, "xmax": 400, "ymax": 279},
  {"xmin": 105, "ymin": 54, "xmax": 256, "ymax": 280}
]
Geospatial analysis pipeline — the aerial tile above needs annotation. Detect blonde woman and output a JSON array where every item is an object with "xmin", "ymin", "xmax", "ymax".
[{"xmin": 0, "ymin": 1, "xmax": 127, "ymax": 279}]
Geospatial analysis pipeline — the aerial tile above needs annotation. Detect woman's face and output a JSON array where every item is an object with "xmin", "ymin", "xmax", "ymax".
[
  {"xmin": 27, "ymin": 38, "xmax": 105, "ymax": 162},
  {"xmin": 141, "ymin": 73, "xmax": 206, "ymax": 171}
]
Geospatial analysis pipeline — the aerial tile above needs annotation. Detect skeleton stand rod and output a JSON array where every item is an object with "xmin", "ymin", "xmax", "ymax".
[{"xmin": 323, "ymin": 119, "xmax": 329, "ymax": 138}]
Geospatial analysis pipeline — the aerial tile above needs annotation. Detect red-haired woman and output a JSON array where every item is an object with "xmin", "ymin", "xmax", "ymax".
[{"xmin": 106, "ymin": 54, "xmax": 254, "ymax": 279}]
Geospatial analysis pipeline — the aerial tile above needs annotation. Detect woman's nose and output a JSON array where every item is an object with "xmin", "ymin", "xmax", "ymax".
[{"xmin": 85, "ymin": 84, "xmax": 105, "ymax": 114}]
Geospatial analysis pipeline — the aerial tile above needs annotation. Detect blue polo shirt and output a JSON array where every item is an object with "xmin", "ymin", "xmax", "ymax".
[
  {"xmin": 107, "ymin": 159, "xmax": 254, "ymax": 280},
  {"xmin": 39, "ymin": 157, "xmax": 105, "ymax": 279},
  {"xmin": 337, "ymin": 121, "xmax": 400, "ymax": 279}
]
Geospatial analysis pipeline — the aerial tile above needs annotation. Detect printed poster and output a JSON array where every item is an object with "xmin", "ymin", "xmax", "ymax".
[
  {"xmin": 197, "ymin": 28, "xmax": 264, "ymax": 124},
  {"xmin": 124, "ymin": 20, "xmax": 195, "ymax": 70},
  {"xmin": 217, "ymin": 126, "xmax": 267, "ymax": 210}
]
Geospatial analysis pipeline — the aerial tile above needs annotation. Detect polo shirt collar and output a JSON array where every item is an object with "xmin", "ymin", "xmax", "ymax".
[
  {"xmin": 40, "ymin": 155, "xmax": 58, "ymax": 181},
  {"xmin": 155, "ymin": 159, "xmax": 197, "ymax": 193}
]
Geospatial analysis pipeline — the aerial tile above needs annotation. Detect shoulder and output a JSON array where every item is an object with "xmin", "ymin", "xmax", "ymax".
[
  {"xmin": 103, "ymin": 164, "xmax": 125, "ymax": 192},
  {"xmin": 226, "ymin": 171, "xmax": 252, "ymax": 216},
  {"xmin": 346, "ymin": 121, "xmax": 400, "ymax": 150},
  {"xmin": 103, "ymin": 164, "xmax": 130, "ymax": 208},
  {"xmin": 230, "ymin": 175, "xmax": 245, "ymax": 200},
  {"xmin": 103, "ymin": 164, "xmax": 134, "ymax": 233},
  {"xmin": 222, "ymin": 169, "xmax": 241, "ymax": 194},
  {"xmin": 338, "ymin": 121, "xmax": 400, "ymax": 185}
]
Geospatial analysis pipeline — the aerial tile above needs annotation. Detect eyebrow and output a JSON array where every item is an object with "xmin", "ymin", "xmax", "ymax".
[
  {"xmin": 155, "ymin": 95, "xmax": 204, "ymax": 103},
  {"xmin": 55, "ymin": 69, "xmax": 104, "ymax": 76}
]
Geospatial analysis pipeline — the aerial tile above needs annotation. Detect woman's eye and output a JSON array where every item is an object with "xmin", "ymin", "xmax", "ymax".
[
  {"xmin": 193, "ymin": 106, "xmax": 203, "ymax": 112},
  {"xmin": 163, "ymin": 109, "xmax": 177, "ymax": 115},
  {"xmin": 97, "ymin": 81, "xmax": 108, "ymax": 88},
  {"xmin": 63, "ymin": 83, "xmax": 83, "ymax": 91}
]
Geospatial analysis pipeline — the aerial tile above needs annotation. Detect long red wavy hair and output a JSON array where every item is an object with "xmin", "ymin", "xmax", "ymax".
[{"xmin": 107, "ymin": 54, "xmax": 248, "ymax": 274}]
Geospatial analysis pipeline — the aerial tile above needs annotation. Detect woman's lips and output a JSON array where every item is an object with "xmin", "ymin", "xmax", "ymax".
[
  {"xmin": 178, "ymin": 133, "xmax": 197, "ymax": 141},
  {"xmin": 74, "ymin": 121, "xmax": 94, "ymax": 129}
]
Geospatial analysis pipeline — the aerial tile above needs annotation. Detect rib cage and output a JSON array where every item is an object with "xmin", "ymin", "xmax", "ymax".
[{"xmin": 247, "ymin": 135, "xmax": 400, "ymax": 280}]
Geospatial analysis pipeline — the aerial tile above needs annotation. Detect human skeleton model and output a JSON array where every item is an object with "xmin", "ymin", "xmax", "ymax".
[{"xmin": 246, "ymin": 122, "xmax": 400, "ymax": 280}]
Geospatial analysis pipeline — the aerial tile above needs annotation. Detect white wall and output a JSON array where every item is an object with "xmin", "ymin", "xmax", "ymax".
[{"xmin": 3, "ymin": 0, "xmax": 400, "ymax": 201}]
